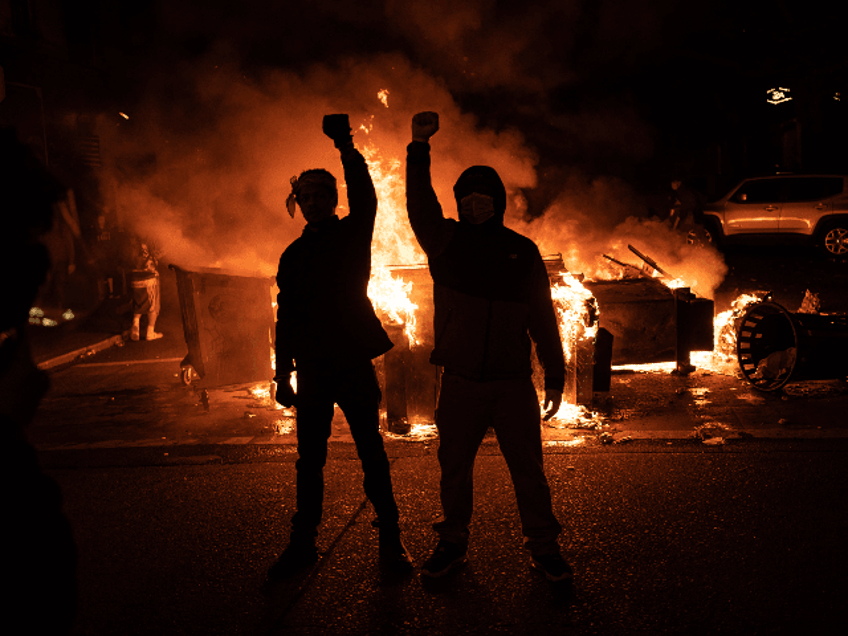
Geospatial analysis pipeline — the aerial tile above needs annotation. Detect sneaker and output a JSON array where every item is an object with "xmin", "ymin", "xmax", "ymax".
[
  {"xmin": 420, "ymin": 540, "xmax": 467, "ymax": 577},
  {"xmin": 130, "ymin": 325, "xmax": 140, "ymax": 341},
  {"xmin": 267, "ymin": 541, "xmax": 319, "ymax": 580},
  {"xmin": 379, "ymin": 529, "xmax": 413, "ymax": 570},
  {"xmin": 530, "ymin": 552, "xmax": 573, "ymax": 583},
  {"xmin": 146, "ymin": 330, "xmax": 164, "ymax": 341}
]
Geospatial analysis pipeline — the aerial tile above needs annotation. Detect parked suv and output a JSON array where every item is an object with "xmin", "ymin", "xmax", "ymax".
[{"xmin": 702, "ymin": 174, "xmax": 848, "ymax": 258}]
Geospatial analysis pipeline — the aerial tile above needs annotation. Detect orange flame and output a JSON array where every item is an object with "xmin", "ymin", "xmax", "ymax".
[
  {"xmin": 356, "ymin": 110, "xmax": 425, "ymax": 347},
  {"xmin": 549, "ymin": 272, "xmax": 598, "ymax": 364},
  {"xmin": 368, "ymin": 265, "xmax": 420, "ymax": 346}
]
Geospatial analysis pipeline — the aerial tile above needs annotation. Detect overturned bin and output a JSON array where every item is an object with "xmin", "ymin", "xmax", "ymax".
[
  {"xmin": 736, "ymin": 301, "xmax": 848, "ymax": 391},
  {"xmin": 169, "ymin": 265, "xmax": 275, "ymax": 387}
]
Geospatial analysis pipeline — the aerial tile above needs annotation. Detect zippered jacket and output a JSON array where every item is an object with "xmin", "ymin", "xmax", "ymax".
[{"xmin": 406, "ymin": 141, "xmax": 565, "ymax": 391}]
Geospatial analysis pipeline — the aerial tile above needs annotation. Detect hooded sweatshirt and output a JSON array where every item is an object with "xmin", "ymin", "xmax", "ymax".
[{"xmin": 405, "ymin": 141, "xmax": 565, "ymax": 391}]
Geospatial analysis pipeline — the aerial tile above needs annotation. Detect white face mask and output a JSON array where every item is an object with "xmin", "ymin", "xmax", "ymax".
[{"xmin": 460, "ymin": 193, "xmax": 495, "ymax": 224}]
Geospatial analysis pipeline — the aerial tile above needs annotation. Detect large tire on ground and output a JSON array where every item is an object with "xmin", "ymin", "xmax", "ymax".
[{"xmin": 818, "ymin": 220, "xmax": 848, "ymax": 259}]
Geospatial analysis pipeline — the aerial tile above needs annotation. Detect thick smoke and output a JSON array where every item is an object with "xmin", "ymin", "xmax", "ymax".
[
  {"xmin": 507, "ymin": 173, "xmax": 728, "ymax": 299},
  {"xmin": 96, "ymin": 0, "xmax": 727, "ymax": 297},
  {"xmin": 97, "ymin": 51, "xmax": 537, "ymax": 275}
]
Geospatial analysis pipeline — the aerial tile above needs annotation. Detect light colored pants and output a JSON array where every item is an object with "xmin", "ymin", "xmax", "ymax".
[{"xmin": 434, "ymin": 373, "xmax": 562, "ymax": 555}]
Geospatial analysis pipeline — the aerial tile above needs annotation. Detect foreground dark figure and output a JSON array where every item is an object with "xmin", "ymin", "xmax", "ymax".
[
  {"xmin": 1, "ymin": 127, "xmax": 78, "ymax": 631},
  {"xmin": 405, "ymin": 112, "xmax": 572, "ymax": 583},
  {"xmin": 269, "ymin": 115, "xmax": 410, "ymax": 577}
]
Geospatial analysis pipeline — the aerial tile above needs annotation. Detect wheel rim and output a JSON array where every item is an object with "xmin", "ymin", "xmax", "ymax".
[{"xmin": 824, "ymin": 227, "xmax": 848, "ymax": 255}]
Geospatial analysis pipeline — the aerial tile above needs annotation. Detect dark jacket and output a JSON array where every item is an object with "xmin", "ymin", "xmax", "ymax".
[
  {"xmin": 405, "ymin": 141, "xmax": 565, "ymax": 391},
  {"xmin": 275, "ymin": 146, "xmax": 393, "ymax": 375}
]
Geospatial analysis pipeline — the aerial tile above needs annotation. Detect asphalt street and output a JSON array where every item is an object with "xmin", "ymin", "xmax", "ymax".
[{"xmin": 39, "ymin": 439, "xmax": 848, "ymax": 636}]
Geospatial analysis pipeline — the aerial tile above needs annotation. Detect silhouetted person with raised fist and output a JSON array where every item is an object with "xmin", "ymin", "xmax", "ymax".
[
  {"xmin": 268, "ymin": 115, "xmax": 411, "ymax": 578},
  {"xmin": 405, "ymin": 111, "xmax": 572, "ymax": 584}
]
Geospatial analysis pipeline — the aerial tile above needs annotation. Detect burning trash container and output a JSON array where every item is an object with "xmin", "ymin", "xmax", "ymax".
[
  {"xmin": 736, "ymin": 301, "xmax": 848, "ymax": 391},
  {"xmin": 169, "ymin": 265, "xmax": 274, "ymax": 387}
]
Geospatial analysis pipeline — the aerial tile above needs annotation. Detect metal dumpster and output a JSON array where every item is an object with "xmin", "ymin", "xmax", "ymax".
[{"xmin": 169, "ymin": 265, "xmax": 275, "ymax": 387}]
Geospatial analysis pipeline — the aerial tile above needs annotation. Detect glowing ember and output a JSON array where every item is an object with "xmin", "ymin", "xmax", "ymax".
[
  {"xmin": 385, "ymin": 419, "xmax": 438, "ymax": 440},
  {"xmin": 273, "ymin": 417, "xmax": 295, "ymax": 436},
  {"xmin": 547, "ymin": 402, "xmax": 604, "ymax": 429},
  {"xmin": 544, "ymin": 438, "xmax": 588, "ymax": 448}
]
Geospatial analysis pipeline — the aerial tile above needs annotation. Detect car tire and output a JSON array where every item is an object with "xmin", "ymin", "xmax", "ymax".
[
  {"xmin": 818, "ymin": 220, "xmax": 848, "ymax": 259},
  {"xmin": 702, "ymin": 218, "xmax": 723, "ymax": 247}
]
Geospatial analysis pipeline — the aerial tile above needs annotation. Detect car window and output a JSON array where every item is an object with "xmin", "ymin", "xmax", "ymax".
[
  {"xmin": 785, "ymin": 177, "xmax": 844, "ymax": 202},
  {"xmin": 733, "ymin": 179, "xmax": 785, "ymax": 203}
]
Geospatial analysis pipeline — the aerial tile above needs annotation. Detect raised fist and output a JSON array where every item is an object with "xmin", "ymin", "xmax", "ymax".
[
  {"xmin": 322, "ymin": 114, "xmax": 353, "ymax": 148},
  {"xmin": 412, "ymin": 112, "xmax": 439, "ymax": 143}
]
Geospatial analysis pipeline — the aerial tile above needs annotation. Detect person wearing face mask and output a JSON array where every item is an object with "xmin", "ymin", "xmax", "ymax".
[
  {"xmin": 405, "ymin": 112, "xmax": 571, "ymax": 584},
  {"xmin": 268, "ymin": 115, "xmax": 411, "ymax": 579}
]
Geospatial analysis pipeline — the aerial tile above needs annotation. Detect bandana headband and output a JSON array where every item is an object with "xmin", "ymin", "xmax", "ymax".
[
  {"xmin": 285, "ymin": 171, "xmax": 337, "ymax": 219},
  {"xmin": 285, "ymin": 176, "xmax": 298, "ymax": 218}
]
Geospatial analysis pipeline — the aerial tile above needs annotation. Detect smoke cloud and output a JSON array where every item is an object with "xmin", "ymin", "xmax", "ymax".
[
  {"xmin": 95, "ymin": 0, "xmax": 727, "ymax": 297},
  {"xmin": 97, "ymin": 50, "xmax": 537, "ymax": 275}
]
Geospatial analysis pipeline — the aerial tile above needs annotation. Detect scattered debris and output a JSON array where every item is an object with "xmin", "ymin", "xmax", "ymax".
[
  {"xmin": 782, "ymin": 381, "xmax": 848, "ymax": 398},
  {"xmin": 798, "ymin": 289, "xmax": 821, "ymax": 314},
  {"xmin": 702, "ymin": 436, "xmax": 725, "ymax": 446},
  {"xmin": 750, "ymin": 347, "xmax": 796, "ymax": 381},
  {"xmin": 693, "ymin": 422, "xmax": 733, "ymax": 442}
]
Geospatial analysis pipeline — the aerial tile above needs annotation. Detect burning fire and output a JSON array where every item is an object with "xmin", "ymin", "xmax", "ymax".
[
  {"xmin": 549, "ymin": 271, "xmax": 598, "ymax": 363},
  {"xmin": 690, "ymin": 292, "xmax": 764, "ymax": 373},
  {"xmin": 368, "ymin": 265, "xmax": 420, "ymax": 346},
  {"xmin": 356, "ymin": 100, "xmax": 426, "ymax": 348}
]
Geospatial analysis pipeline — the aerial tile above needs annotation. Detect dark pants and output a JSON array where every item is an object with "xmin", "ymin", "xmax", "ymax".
[
  {"xmin": 291, "ymin": 358, "xmax": 399, "ymax": 540},
  {"xmin": 434, "ymin": 373, "xmax": 562, "ymax": 555}
]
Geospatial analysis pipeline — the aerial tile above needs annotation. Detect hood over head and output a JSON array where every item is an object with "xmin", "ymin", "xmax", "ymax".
[{"xmin": 453, "ymin": 165, "xmax": 506, "ymax": 222}]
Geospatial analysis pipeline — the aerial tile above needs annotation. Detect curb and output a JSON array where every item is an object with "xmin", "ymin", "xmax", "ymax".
[{"xmin": 36, "ymin": 334, "xmax": 127, "ymax": 371}]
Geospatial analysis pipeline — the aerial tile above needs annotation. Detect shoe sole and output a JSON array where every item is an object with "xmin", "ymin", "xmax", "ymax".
[
  {"xmin": 530, "ymin": 558, "xmax": 574, "ymax": 583},
  {"xmin": 420, "ymin": 555, "xmax": 467, "ymax": 578}
]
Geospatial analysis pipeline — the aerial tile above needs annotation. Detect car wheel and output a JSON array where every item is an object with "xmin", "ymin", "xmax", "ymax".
[
  {"xmin": 819, "ymin": 221, "xmax": 848, "ymax": 258},
  {"xmin": 702, "ymin": 219, "xmax": 722, "ymax": 247}
]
